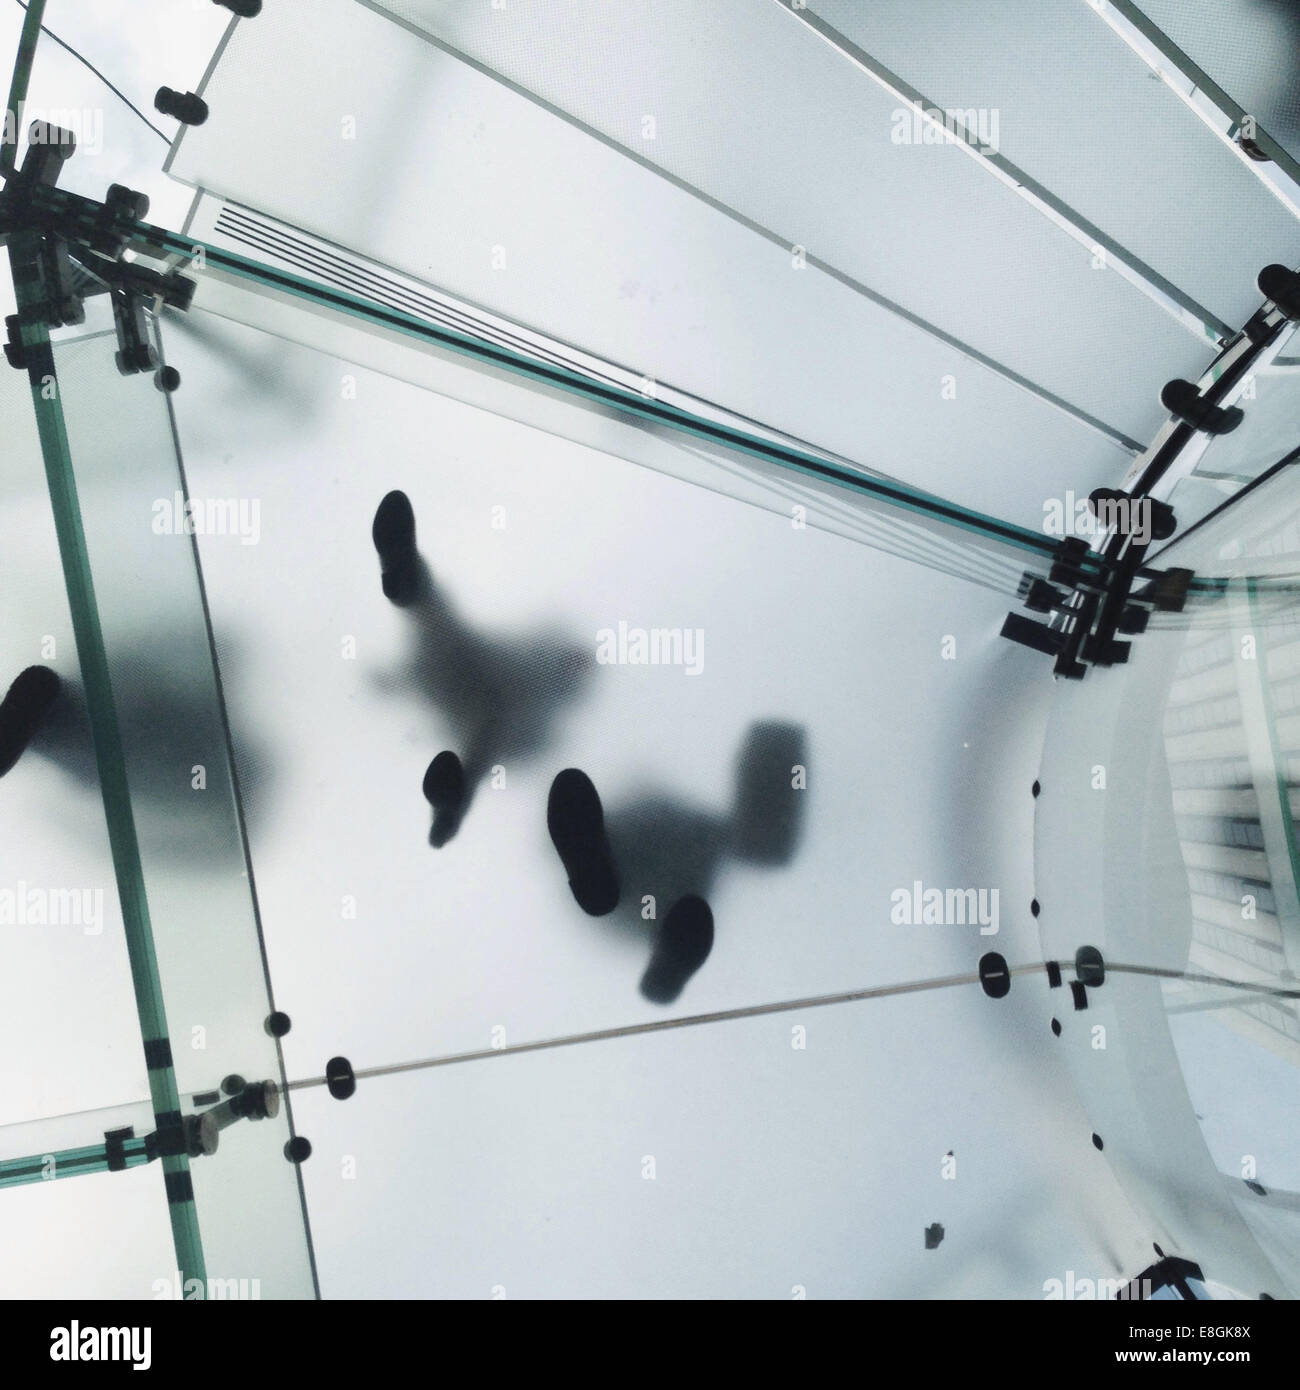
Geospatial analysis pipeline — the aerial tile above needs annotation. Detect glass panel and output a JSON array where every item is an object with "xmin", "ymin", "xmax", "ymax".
[
  {"xmin": 0, "ymin": 0, "xmax": 229, "ymax": 254},
  {"xmin": 1159, "ymin": 321, "xmax": 1300, "ymax": 539},
  {"xmin": 10, "ymin": 0, "xmax": 1296, "ymax": 1302},
  {"xmin": 1035, "ymin": 505, "xmax": 1300, "ymax": 1299},
  {"xmin": 0, "ymin": 354, "xmax": 150, "ymax": 1131},
  {"xmin": 1129, "ymin": 0, "xmax": 1300, "ymax": 169},
  {"xmin": 373, "ymin": 0, "xmax": 1300, "ymax": 336},
  {"xmin": 809, "ymin": 0, "xmax": 1300, "ymax": 332},
  {"xmin": 1158, "ymin": 454, "xmax": 1300, "ymax": 580},
  {"xmin": 153, "ymin": 197, "xmax": 1078, "ymax": 586},
  {"xmin": 165, "ymin": 0, "xmax": 1209, "ymax": 467},
  {"xmin": 37, "ymin": 325, "xmax": 318, "ymax": 1297},
  {"xmin": 288, "ymin": 988, "xmax": 1153, "ymax": 1298},
  {"xmin": 155, "ymin": 312, "xmax": 1047, "ymax": 1076}
]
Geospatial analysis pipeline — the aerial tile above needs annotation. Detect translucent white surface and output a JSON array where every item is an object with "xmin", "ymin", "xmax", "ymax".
[
  {"xmin": 0, "ymin": 1161, "xmax": 175, "ymax": 1300},
  {"xmin": 46, "ymin": 331, "xmax": 318, "ymax": 1296},
  {"xmin": 0, "ymin": 357, "xmax": 149, "ymax": 1131},
  {"xmin": 167, "ymin": 0, "xmax": 1209, "ymax": 469},
  {"xmin": 1134, "ymin": 0, "xmax": 1300, "ymax": 167},
  {"xmin": 1034, "ymin": 582, "xmax": 1300, "ymax": 1296},
  {"xmin": 809, "ymin": 0, "xmax": 1300, "ymax": 330},
  {"xmin": 147, "ymin": 309, "xmax": 1163, "ymax": 1295},
  {"xmin": 293, "ymin": 987, "xmax": 1154, "ymax": 1299}
]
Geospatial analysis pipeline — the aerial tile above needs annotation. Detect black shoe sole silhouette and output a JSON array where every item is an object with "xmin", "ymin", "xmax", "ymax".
[
  {"xmin": 548, "ymin": 768, "xmax": 619, "ymax": 916},
  {"xmin": 640, "ymin": 895, "xmax": 714, "ymax": 1005},
  {"xmin": 423, "ymin": 750, "xmax": 466, "ymax": 847},
  {"xmin": 372, "ymin": 489, "xmax": 420, "ymax": 606},
  {"xmin": 730, "ymin": 720, "xmax": 807, "ymax": 866},
  {"xmin": 0, "ymin": 666, "xmax": 60, "ymax": 778}
]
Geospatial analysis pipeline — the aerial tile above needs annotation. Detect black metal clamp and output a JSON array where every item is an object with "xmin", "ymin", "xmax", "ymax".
[
  {"xmin": 0, "ymin": 122, "xmax": 194, "ymax": 381},
  {"xmin": 1001, "ymin": 514, "xmax": 1192, "ymax": 679}
]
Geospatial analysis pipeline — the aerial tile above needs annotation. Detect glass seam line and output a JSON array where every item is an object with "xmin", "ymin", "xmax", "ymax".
[
  {"xmin": 214, "ymin": 204, "xmax": 660, "ymax": 403},
  {"xmin": 149, "ymin": 317, "xmax": 322, "ymax": 1301},
  {"xmin": 281, "ymin": 962, "xmax": 1101, "ymax": 1091},
  {"xmin": 687, "ymin": 444, "xmax": 1028, "ymax": 588},
  {"xmin": 134, "ymin": 221, "xmax": 1074, "ymax": 564},
  {"xmin": 279, "ymin": 961, "xmax": 1300, "ymax": 1092},
  {"xmin": 210, "ymin": 206, "xmax": 1031, "ymax": 586},
  {"xmin": 774, "ymin": 0, "xmax": 1232, "ymax": 343},
  {"xmin": 260, "ymin": 0, "xmax": 1144, "ymax": 453},
  {"xmin": 7, "ymin": 286, "xmax": 206, "ymax": 1288},
  {"xmin": 1106, "ymin": 0, "xmax": 1300, "ymax": 190},
  {"xmin": 206, "ymin": 196, "xmax": 1028, "ymax": 522}
]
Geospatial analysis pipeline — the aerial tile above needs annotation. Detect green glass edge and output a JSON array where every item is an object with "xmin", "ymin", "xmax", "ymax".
[
  {"xmin": 8, "ymin": 230, "xmax": 207, "ymax": 1290},
  {"xmin": 136, "ymin": 223, "xmax": 1069, "ymax": 564},
  {"xmin": 0, "ymin": 1139, "xmax": 151, "ymax": 1190},
  {"xmin": 137, "ymin": 225, "xmax": 1300, "ymax": 605}
]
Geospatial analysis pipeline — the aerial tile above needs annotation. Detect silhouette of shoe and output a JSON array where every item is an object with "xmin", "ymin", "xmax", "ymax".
[
  {"xmin": 372, "ymin": 489, "xmax": 421, "ymax": 606},
  {"xmin": 729, "ymin": 720, "xmax": 807, "ymax": 865},
  {"xmin": 0, "ymin": 666, "xmax": 60, "ymax": 778},
  {"xmin": 640, "ymin": 894, "xmax": 714, "ymax": 1004},
  {"xmin": 423, "ymin": 750, "xmax": 466, "ymax": 847},
  {"xmin": 547, "ymin": 768, "xmax": 619, "ymax": 915}
]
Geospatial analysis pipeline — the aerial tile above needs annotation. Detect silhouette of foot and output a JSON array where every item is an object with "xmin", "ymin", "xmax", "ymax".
[
  {"xmin": 641, "ymin": 894, "xmax": 714, "ymax": 1004},
  {"xmin": 372, "ymin": 490, "xmax": 421, "ymax": 606},
  {"xmin": 423, "ymin": 750, "xmax": 467, "ymax": 847},
  {"xmin": 729, "ymin": 720, "xmax": 807, "ymax": 865},
  {"xmin": 0, "ymin": 666, "xmax": 60, "ymax": 778},
  {"xmin": 547, "ymin": 768, "xmax": 619, "ymax": 915}
]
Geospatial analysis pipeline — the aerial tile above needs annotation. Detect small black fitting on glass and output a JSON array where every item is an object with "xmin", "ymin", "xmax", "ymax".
[
  {"xmin": 1160, "ymin": 378, "xmax": 1243, "ymax": 436},
  {"xmin": 154, "ymin": 88, "xmax": 208, "ymax": 127},
  {"xmin": 1259, "ymin": 263, "xmax": 1300, "ymax": 321},
  {"xmin": 326, "ymin": 1056, "xmax": 357, "ymax": 1101}
]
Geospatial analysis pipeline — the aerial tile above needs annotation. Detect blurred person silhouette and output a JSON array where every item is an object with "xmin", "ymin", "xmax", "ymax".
[
  {"xmin": 548, "ymin": 720, "xmax": 808, "ymax": 1003},
  {"xmin": 372, "ymin": 488, "xmax": 594, "ymax": 845},
  {"xmin": 0, "ymin": 637, "xmax": 272, "ymax": 858}
]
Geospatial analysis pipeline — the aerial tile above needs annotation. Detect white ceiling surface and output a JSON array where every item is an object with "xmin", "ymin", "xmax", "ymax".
[{"xmin": 162, "ymin": 0, "xmax": 1262, "ymax": 528}]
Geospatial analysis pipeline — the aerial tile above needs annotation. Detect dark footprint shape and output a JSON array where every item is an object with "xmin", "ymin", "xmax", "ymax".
[
  {"xmin": 640, "ymin": 894, "xmax": 713, "ymax": 1004},
  {"xmin": 729, "ymin": 720, "xmax": 807, "ymax": 866},
  {"xmin": 423, "ymin": 750, "xmax": 467, "ymax": 847},
  {"xmin": 0, "ymin": 666, "xmax": 61, "ymax": 777},
  {"xmin": 372, "ymin": 489, "xmax": 421, "ymax": 606},
  {"xmin": 548, "ymin": 768, "xmax": 619, "ymax": 916}
]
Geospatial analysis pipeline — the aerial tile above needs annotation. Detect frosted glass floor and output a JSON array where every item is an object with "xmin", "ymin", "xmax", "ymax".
[
  {"xmin": 167, "ymin": 314, "xmax": 1050, "ymax": 1067},
  {"xmin": 291, "ymin": 981, "xmax": 1149, "ymax": 1299},
  {"xmin": 131, "ymin": 309, "xmax": 1156, "ymax": 1295}
]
